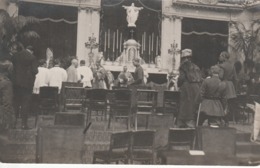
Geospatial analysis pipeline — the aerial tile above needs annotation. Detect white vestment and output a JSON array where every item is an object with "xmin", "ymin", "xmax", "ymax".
[
  {"xmin": 48, "ymin": 66, "xmax": 68, "ymax": 93},
  {"xmin": 77, "ymin": 66, "xmax": 93, "ymax": 88},
  {"xmin": 33, "ymin": 67, "xmax": 50, "ymax": 94}
]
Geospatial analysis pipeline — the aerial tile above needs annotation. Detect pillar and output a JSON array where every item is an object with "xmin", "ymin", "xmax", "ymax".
[
  {"xmin": 76, "ymin": 7, "xmax": 100, "ymax": 66},
  {"xmin": 161, "ymin": 15, "xmax": 175, "ymax": 72},
  {"xmin": 173, "ymin": 16, "xmax": 182, "ymax": 71}
]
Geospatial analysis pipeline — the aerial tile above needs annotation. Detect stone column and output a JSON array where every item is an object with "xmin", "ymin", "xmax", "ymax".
[
  {"xmin": 173, "ymin": 16, "xmax": 182, "ymax": 71},
  {"xmin": 76, "ymin": 8, "xmax": 90, "ymax": 64},
  {"xmin": 161, "ymin": 15, "xmax": 175, "ymax": 72},
  {"xmin": 91, "ymin": 10, "xmax": 100, "ymax": 55}
]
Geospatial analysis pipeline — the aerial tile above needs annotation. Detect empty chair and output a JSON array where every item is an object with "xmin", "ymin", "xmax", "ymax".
[
  {"xmin": 134, "ymin": 89, "xmax": 158, "ymax": 130},
  {"xmin": 163, "ymin": 91, "xmax": 180, "ymax": 123},
  {"xmin": 167, "ymin": 128, "xmax": 196, "ymax": 150},
  {"xmin": 93, "ymin": 131, "xmax": 132, "ymax": 164},
  {"xmin": 87, "ymin": 89, "xmax": 108, "ymax": 123},
  {"xmin": 63, "ymin": 86, "xmax": 85, "ymax": 112},
  {"xmin": 108, "ymin": 89, "xmax": 132, "ymax": 130},
  {"xmin": 130, "ymin": 130, "xmax": 156, "ymax": 164},
  {"xmin": 36, "ymin": 86, "xmax": 59, "ymax": 126}
]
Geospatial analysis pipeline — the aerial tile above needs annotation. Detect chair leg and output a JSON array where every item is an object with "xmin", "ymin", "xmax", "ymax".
[
  {"xmin": 108, "ymin": 110, "xmax": 112, "ymax": 129},
  {"xmin": 93, "ymin": 156, "xmax": 96, "ymax": 164},
  {"xmin": 135, "ymin": 114, "xmax": 138, "ymax": 131},
  {"xmin": 145, "ymin": 115, "xmax": 149, "ymax": 129}
]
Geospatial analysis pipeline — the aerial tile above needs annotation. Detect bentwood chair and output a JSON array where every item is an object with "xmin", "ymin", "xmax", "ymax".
[
  {"xmin": 134, "ymin": 89, "xmax": 158, "ymax": 130},
  {"xmin": 87, "ymin": 89, "xmax": 108, "ymax": 123},
  {"xmin": 63, "ymin": 86, "xmax": 85, "ymax": 112},
  {"xmin": 93, "ymin": 131, "xmax": 132, "ymax": 164},
  {"xmin": 163, "ymin": 91, "xmax": 180, "ymax": 124},
  {"xmin": 108, "ymin": 89, "xmax": 132, "ymax": 130},
  {"xmin": 130, "ymin": 130, "xmax": 156, "ymax": 164},
  {"xmin": 36, "ymin": 86, "xmax": 59, "ymax": 126}
]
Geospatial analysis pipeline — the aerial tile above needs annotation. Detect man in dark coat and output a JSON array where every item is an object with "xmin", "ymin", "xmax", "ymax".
[
  {"xmin": 13, "ymin": 46, "xmax": 38, "ymax": 129},
  {"xmin": 199, "ymin": 65, "xmax": 227, "ymax": 127},
  {"xmin": 177, "ymin": 49, "xmax": 202, "ymax": 128},
  {"xmin": 130, "ymin": 58, "xmax": 144, "ymax": 86}
]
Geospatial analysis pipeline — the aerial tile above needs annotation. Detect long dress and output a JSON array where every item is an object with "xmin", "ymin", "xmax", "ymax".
[
  {"xmin": 92, "ymin": 66, "xmax": 107, "ymax": 89},
  {"xmin": 177, "ymin": 61, "xmax": 202, "ymax": 122}
]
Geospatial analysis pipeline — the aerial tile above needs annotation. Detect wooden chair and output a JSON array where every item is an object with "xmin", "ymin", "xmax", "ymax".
[
  {"xmin": 63, "ymin": 86, "xmax": 85, "ymax": 112},
  {"xmin": 130, "ymin": 130, "xmax": 156, "ymax": 164},
  {"xmin": 87, "ymin": 89, "xmax": 108, "ymax": 123},
  {"xmin": 36, "ymin": 86, "xmax": 59, "ymax": 126},
  {"xmin": 93, "ymin": 131, "xmax": 132, "ymax": 164},
  {"xmin": 163, "ymin": 91, "xmax": 180, "ymax": 124},
  {"xmin": 108, "ymin": 89, "xmax": 132, "ymax": 130},
  {"xmin": 167, "ymin": 128, "xmax": 196, "ymax": 150},
  {"xmin": 134, "ymin": 89, "xmax": 158, "ymax": 130}
]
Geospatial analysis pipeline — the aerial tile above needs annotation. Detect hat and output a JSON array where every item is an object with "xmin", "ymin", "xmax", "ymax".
[{"xmin": 181, "ymin": 49, "xmax": 192, "ymax": 58}]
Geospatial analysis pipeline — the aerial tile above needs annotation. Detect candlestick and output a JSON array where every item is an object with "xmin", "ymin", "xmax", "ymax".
[
  {"xmin": 149, "ymin": 35, "xmax": 151, "ymax": 55},
  {"xmin": 120, "ymin": 32, "xmax": 122, "ymax": 52},
  {"xmin": 116, "ymin": 29, "xmax": 119, "ymax": 50},
  {"xmin": 142, "ymin": 34, "xmax": 144, "ymax": 54},
  {"xmin": 104, "ymin": 32, "xmax": 106, "ymax": 52},
  {"xmin": 108, "ymin": 29, "xmax": 110, "ymax": 49},
  {"xmin": 144, "ymin": 32, "xmax": 146, "ymax": 51}
]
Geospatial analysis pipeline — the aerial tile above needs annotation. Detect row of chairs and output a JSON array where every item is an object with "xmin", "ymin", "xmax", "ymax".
[
  {"xmin": 93, "ymin": 128, "xmax": 196, "ymax": 164},
  {"xmin": 36, "ymin": 85, "xmax": 180, "ymax": 130}
]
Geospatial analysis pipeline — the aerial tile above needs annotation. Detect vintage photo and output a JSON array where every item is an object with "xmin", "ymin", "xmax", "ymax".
[{"xmin": 0, "ymin": 0, "xmax": 260, "ymax": 166}]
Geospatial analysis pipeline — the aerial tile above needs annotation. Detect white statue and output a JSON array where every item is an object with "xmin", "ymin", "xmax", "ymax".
[{"xmin": 122, "ymin": 3, "xmax": 143, "ymax": 27}]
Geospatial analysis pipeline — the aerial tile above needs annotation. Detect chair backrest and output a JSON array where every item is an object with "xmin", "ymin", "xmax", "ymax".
[
  {"xmin": 163, "ymin": 91, "xmax": 180, "ymax": 114},
  {"xmin": 64, "ymin": 86, "xmax": 85, "ymax": 107},
  {"xmin": 90, "ymin": 89, "xmax": 107, "ymax": 101},
  {"xmin": 136, "ymin": 89, "xmax": 158, "ymax": 112},
  {"xmin": 39, "ymin": 86, "xmax": 59, "ymax": 100},
  {"xmin": 168, "ymin": 128, "xmax": 195, "ymax": 150},
  {"xmin": 131, "ymin": 130, "xmax": 156, "ymax": 150},
  {"xmin": 61, "ymin": 82, "xmax": 83, "ymax": 88},
  {"xmin": 110, "ymin": 131, "xmax": 132, "ymax": 151}
]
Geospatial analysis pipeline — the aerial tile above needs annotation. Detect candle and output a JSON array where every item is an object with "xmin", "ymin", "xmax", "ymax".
[
  {"xmin": 113, "ymin": 32, "xmax": 115, "ymax": 52},
  {"xmin": 156, "ymin": 36, "xmax": 158, "ymax": 55},
  {"xmin": 149, "ymin": 35, "xmax": 151, "ymax": 55},
  {"xmin": 144, "ymin": 32, "xmax": 146, "ymax": 51},
  {"xmin": 108, "ymin": 29, "xmax": 110, "ymax": 49},
  {"xmin": 104, "ymin": 32, "xmax": 106, "ymax": 52},
  {"xmin": 151, "ymin": 33, "xmax": 154, "ymax": 52},
  {"xmin": 142, "ymin": 34, "xmax": 144, "ymax": 54},
  {"xmin": 120, "ymin": 32, "xmax": 122, "ymax": 52},
  {"xmin": 116, "ymin": 29, "xmax": 119, "ymax": 50}
]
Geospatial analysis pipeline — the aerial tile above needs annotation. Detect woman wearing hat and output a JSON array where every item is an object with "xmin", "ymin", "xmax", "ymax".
[
  {"xmin": 177, "ymin": 49, "xmax": 202, "ymax": 128},
  {"xmin": 199, "ymin": 65, "xmax": 227, "ymax": 127}
]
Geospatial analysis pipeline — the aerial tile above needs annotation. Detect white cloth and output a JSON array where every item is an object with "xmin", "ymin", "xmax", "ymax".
[
  {"xmin": 252, "ymin": 102, "xmax": 260, "ymax": 141},
  {"xmin": 144, "ymin": 70, "xmax": 149, "ymax": 84},
  {"xmin": 33, "ymin": 67, "xmax": 50, "ymax": 94},
  {"xmin": 77, "ymin": 66, "xmax": 93, "ymax": 87},
  {"xmin": 48, "ymin": 66, "xmax": 67, "ymax": 93}
]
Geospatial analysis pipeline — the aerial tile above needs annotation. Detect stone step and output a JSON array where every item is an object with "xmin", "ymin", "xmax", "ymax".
[
  {"xmin": 1, "ymin": 155, "xmax": 35, "ymax": 163},
  {"xmin": 8, "ymin": 129, "xmax": 36, "ymax": 143},
  {"xmin": 236, "ymin": 141, "xmax": 260, "ymax": 155},
  {"xmin": 54, "ymin": 112, "xmax": 86, "ymax": 127},
  {"xmin": 3, "ymin": 143, "xmax": 36, "ymax": 155},
  {"xmin": 236, "ymin": 133, "xmax": 251, "ymax": 142}
]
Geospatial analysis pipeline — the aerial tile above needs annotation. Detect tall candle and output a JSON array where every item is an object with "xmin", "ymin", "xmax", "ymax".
[
  {"xmin": 104, "ymin": 32, "xmax": 107, "ymax": 52},
  {"xmin": 113, "ymin": 32, "xmax": 115, "ymax": 52},
  {"xmin": 142, "ymin": 34, "xmax": 144, "ymax": 54},
  {"xmin": 149, "ymin": 35, "xmax": 151, "ymax": 55},
  {"xmin": 156, "ymin": 36, "xmax": 158, "ymax": 55},
  {"xmin": 144, "ymin": 32, "xmax": 146, "ymax": 51},
  {"xmin": 151, "ymin": 33, "xmax": 154, "ymax": 51},
  {"xmin": 120, "ymin": 32, "xmax": 122, "ymax": 52},
  {"xmin": 116, "ymin": 29, "xmax": 119, "ymax": 50},
  {"xmin": 108, "ymin": 29, "xmax": 110, "ymax": 49}
]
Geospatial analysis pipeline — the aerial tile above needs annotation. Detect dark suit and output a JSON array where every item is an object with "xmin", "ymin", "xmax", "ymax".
[
  {"xmin": 132, "ymin": 65, "xmax": 144, "ymax": 85},
  {"xmin": 13, "ymin": 49, "xmax": 38, "ymax": 127}
]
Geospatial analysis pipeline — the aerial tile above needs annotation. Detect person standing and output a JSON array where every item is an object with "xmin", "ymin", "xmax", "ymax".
[
  {"xmin": 67, "ymin": 58, "xmax": 78, "ymax": 83},
  {"xmin": 130, "ymin": 58, "xmax": 144, "ymax": 86},
  {"xmin": 13, "ymin": 46, "xmax": 38, "ymax": 129},
  {"xmin": 177, "ymin": 49, "xmax": 202, "ymax": 128},
  {"xmin": 33, "ymin": 59, "xmax": 50, "ymax": 94},
  {"xmin": 77, "ymin": 60, "xmax": 93, "ymax": 88},
  {"xmin": 0, "ymin": 58, "xmax": 15, "ymax": 131},
  {"xmin": 48, "ymin": 58, "xmax": 68, "ymax": 93},
  {"xmin": 199, "ymin": 65, "xmax": 227, "ymax": 127},
  {"xmin": 218, "ymin": 51, "xmax": 237, "ymax": 124},
  {"xmin": 92, "ymin": 60, "xmax": 107, "ymax": 89}
]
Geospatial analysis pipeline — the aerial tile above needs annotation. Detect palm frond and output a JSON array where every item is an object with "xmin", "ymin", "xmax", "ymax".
[
  {"xmin": 21, "ymin": 31, "xmax": 40, "ymax": 39},
  {"xmin": 12, "ymin": 16, "xmax": 39, "ymax": 31}
]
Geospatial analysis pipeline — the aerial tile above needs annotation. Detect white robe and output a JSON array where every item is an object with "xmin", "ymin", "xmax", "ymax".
[
  {"xmin": 48, "ymin": 66, "xmax": 68, "ymax": 93},
  {"xmin": 77, "ymin": 66, "xmax": 93, "ymax": 88},
  {"xmin": 33, "ymin": 67, "xmax": 50, "ymax": 94}
]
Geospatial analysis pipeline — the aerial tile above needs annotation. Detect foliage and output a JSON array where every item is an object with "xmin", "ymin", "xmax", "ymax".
[
  {"xmin": 0, "ymin": 9, "xmax": 39, "ymax": 53},
  {"xmin": 229, "ymin": 19, "xmax": 260, "ymax": 68}
]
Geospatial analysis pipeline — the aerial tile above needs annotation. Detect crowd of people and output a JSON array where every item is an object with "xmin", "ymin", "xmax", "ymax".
[{"xmin": 0, "ymin": 44, "xmax": 259, "ymax": 131}]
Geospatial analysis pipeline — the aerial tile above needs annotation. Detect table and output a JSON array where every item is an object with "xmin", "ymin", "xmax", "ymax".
[{"xmin": 157, "ymin": 150, "xmax": 239, "ymax": 165}]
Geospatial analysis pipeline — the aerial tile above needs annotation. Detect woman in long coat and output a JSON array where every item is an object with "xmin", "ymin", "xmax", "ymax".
[{"xmin": 177, "ymin": 49, "xmax": 202, "ymax": 128}]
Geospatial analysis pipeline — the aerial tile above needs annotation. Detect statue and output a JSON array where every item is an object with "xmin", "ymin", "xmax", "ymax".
[{"xmin": 122, "ymin": 3, "xmax": 143, "ymax": 27}]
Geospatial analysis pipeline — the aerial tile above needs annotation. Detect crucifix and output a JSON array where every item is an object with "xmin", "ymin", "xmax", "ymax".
[
  {"xmin": 85, "ymin": 33, "xmax": 99, "ymax": 65},
  {"xmin": 130, "ymin": 29, "xmax": 134, "ymax": 39},
  {"xmin": 168, "ymin": 41, "xmax": 180, "ymax": 70}
]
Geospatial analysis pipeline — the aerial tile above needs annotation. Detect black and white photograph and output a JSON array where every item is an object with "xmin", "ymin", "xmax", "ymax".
[{"xmin": 0, "ymin": 0, "xmax": 260, "ymax": 166}]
